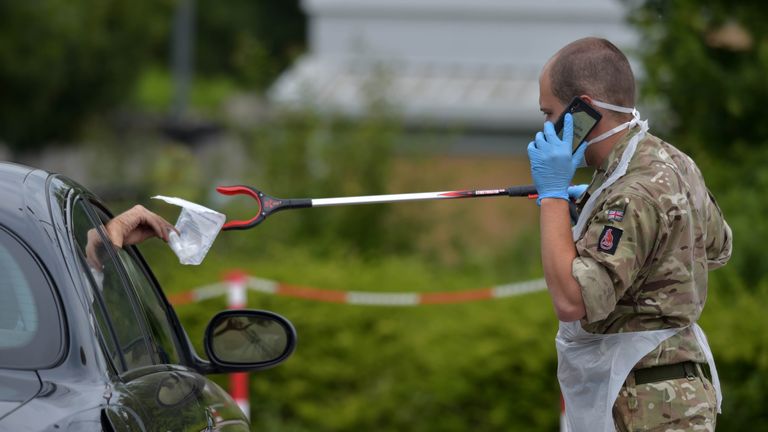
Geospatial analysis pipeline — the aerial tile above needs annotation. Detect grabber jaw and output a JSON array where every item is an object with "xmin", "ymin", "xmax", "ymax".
[
  {"xmin": 215, "ymin": 185, "xmax": 313, "ymax": 230},
  {"xmin": 215, "ymin": 185, "xmax": 266, "ymax": 230}
]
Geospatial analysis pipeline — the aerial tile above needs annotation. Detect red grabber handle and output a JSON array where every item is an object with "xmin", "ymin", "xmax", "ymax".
[
  {"xmin": 216, "ymin": 185, "xmax": 312, "ymax": 231},
  {"xmin": 215, "ymin": 186, "xmax": 266, "ymax": 230}
]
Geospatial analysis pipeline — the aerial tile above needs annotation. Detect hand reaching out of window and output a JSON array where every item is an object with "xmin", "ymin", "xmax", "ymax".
[
  {"xmin": 85, "ymin": 205, "xmax": 176, "ymax": 270},
  {"xmin": 106, "ymin": 205, "xmax": 176, "ymax": 248}
]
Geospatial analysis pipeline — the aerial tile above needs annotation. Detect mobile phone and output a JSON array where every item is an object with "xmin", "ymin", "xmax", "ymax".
[{"xmin": 553, "ymin": 97, "xmax": 602, "ymax": 153}]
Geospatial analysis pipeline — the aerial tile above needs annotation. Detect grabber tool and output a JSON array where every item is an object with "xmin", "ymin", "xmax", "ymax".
[{"xmin": 214, "ymin": 184, "xmax": 567, "ymax": 231}]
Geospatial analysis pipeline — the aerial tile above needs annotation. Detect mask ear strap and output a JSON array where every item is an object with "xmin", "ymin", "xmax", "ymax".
[
  {"xmin": 586, "ymin": 121, "xmax": 632, "ymax": 146},
  {"xmin": 591, "ymin": 99, "xmax": 635, "ymax": 114},
  {"xmin": 584, "ymin": 99, "xmax": 641, "ymax": 146}
]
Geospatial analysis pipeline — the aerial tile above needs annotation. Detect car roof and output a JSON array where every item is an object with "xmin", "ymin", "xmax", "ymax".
[
  {"xmin": 0, "ymin": 162, "xmax": 38, "ymax": 213},
  {"xmin": 0, "ymin": 161, "xmax": 88, "ymax": 234}
]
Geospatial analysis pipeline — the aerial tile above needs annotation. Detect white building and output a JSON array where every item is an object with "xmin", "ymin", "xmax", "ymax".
[{"xmin": 270, "ymin": 0, "xmax": 638, "ymax": 153}]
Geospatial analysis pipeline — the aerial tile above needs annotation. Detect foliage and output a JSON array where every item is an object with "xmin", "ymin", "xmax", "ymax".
[
  {"xmin": 132, "ymin": 67, "xmax": 239, "ymax": 116},
  {"xmin": 143, "ymin": 243, "xmax": 563, "ymax": 432},
  {"xmin": 698, "ymin": 276, "xmax": 768, "ymax": 430},
  {"xmin": 0, "ymin": 0, "xmax": 304, "ymax": 151},
  {"xmin": 0, "ymin": 0, "xmax": 172, "ymax": 152},
  {"xmin": 195, "ymin": 0, "xmax": 306, "ymax": 90},
  {"xmin": 232, "ymin": 107, "xmax": 426, "ymax": 257},
  {"xmin": 77, "ymin": 130, "xmax": 206, "ymax": 208},
  {"xmin": 627, "ymin": 0, "xmax": 768, "ymax": 158}
]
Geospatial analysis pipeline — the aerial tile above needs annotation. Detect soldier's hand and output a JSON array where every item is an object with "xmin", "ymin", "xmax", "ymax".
[
  {"xmin": 567, "ymin": 184, "xmax": 589, "ymax": 201},
  {"xmin": 528, "ymin": 113, "xmax": 587, "ymax": 205}
]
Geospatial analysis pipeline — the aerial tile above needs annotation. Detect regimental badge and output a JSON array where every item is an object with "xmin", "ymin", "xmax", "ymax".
[
  {"xmin": 606, "ymin": 209, "xmax": 625, "ymax": 222},
  {"xmin": 597, "ymin": 226, "xmax": 623, "ymax": 255}
]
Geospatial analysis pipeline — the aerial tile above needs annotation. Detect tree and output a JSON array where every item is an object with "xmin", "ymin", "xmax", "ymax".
[
  {"xmin": 195, "ymin": 0, "xmax": 306, "ymax": 89},
  {"xmin": 0, "ymin": 0, "xmax": 172, "ymax": 152},
  {"xmin": 626, "ymin": 0, "xmax": 768, "ymax": 160}
]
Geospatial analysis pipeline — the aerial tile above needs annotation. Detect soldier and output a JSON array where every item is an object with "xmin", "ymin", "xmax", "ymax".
[{"xmin": 527, "ymin": 37, "xmax": 732, "ymax": 431}]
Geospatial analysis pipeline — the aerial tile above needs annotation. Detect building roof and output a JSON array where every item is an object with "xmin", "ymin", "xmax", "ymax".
[{"xmin": 270, "ymin": 0, "xmax": 637, "ymax": 131}]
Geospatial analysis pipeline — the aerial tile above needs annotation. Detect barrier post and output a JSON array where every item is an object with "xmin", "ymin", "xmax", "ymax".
[{"xmin": 225, "ymin": 270, "xmax": 249, "ymax": 420}]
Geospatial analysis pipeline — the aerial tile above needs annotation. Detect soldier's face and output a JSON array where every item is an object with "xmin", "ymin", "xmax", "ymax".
[{"xmin": 538, "ymin": 68, "xmax": 565, "ymax": 124}]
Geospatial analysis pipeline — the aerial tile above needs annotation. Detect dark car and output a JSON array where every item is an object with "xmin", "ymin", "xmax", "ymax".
[{"xmin": 0, "ymin": 162, "xmax": 297, "ymax": 431}]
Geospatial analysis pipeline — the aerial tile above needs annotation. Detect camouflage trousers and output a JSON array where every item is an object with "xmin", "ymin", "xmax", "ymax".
[{"xmin": 613, "ymin": 365, "xmax": 717, "ymax": 432}]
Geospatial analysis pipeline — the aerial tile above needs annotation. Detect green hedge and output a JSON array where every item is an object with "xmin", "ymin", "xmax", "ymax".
[{"xmin": 146, "ymin": 246, "xmax": 561, "ymax": 431}]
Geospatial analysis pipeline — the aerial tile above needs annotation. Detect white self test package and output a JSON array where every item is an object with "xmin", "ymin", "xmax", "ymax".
[{"xmin": 152, "ymin": 195, "xmax": 225, "ymax": 265}]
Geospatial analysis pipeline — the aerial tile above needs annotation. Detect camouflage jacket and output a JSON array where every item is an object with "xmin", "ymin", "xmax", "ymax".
[{"xmin": 572, "ymin": 129, "xmax": 732, "ymax": 369}]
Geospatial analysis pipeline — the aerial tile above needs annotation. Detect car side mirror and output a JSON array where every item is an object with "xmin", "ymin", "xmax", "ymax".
[{"xmin": 203, "ymin": 310, "xmax": 297, "ymax": 371}]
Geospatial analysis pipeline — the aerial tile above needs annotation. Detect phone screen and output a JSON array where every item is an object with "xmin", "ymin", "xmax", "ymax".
[
  {"xmin": 567, "ymin": 110, "xmax": 599, "ymax": 151},
  {"xmin": 554, "ymin": 98, "xmax": 602, "ymax": 153}
]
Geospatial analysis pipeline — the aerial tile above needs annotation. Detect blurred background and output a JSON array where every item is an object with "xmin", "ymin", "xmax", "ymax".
[{"xmin": 2, "ymin": 0, "xmax": 766, "ymax": 430}]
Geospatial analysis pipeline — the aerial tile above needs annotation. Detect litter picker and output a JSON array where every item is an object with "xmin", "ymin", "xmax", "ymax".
[{"xmin": 215, "ymin": 184, "xmax": 583, "ymax": 231}]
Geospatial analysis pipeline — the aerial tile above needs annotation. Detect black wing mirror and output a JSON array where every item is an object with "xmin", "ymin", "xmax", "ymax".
[{"xmin": 203, "ymin": 310, "xmax": 297, "ymax": 372}]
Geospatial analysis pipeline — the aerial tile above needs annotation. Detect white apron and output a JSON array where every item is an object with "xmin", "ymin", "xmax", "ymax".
[
  {"xmin": 557, "ymin": 322, "xmax": 678, "ymax": 432},
  {"xmin": 556, "ymin": 322, "xmax": 722, "ymax": 432}
]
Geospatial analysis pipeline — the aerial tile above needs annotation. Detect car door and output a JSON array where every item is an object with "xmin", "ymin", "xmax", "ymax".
[{"xmin": 69, "ymin": 196, "xmax": 249, "ymax": 431}]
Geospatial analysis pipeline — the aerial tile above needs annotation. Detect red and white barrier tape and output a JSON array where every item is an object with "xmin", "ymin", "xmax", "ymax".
[{"xmin": 168, "ymin": 275, "xmax": 547, "ymax": 307}]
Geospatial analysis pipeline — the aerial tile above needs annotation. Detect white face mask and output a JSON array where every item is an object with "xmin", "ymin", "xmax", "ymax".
[{"xmin": 577, "ymin": 99, "xmax": 641, "ymax": 167}]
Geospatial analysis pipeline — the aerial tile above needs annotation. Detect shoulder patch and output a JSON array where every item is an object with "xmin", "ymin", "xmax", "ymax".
[{"xmin": 597, "ymin": 226, "xmax": 623, "ymax": 255}]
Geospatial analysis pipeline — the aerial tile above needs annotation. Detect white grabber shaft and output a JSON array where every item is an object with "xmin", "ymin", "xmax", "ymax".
[{"xmin": 311, "ymin": 186, "xmax": 536, "ymax": 207}]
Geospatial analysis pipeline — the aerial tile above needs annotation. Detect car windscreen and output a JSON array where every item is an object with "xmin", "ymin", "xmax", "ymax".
[{"xmin": 0, "ymin": 227, "xmax": 63, "ymax": 369}]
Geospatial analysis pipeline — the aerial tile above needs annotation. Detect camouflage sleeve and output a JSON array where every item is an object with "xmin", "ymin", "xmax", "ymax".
[
  {"xmin": 705, "ymin": 190, "xmax": 732, "ymax": 270},
  {"xmin": 572, "ymin": 193, "xmax": 665, "ymax": 323}
]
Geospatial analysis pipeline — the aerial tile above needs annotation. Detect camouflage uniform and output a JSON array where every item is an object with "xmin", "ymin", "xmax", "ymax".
[{"xmin": 571, "ymin": 128, "xmax": 732, "ymax": 431}]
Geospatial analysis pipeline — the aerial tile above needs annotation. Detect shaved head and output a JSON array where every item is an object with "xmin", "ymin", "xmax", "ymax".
[{"xmin": 545, "ymin": 37, "xmax": 635, "ymax": 111}]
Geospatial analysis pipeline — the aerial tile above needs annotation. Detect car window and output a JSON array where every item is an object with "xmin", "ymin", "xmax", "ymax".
[
  {"xmin": 0, "ymin": 227, "xmax": 63, "ymax": 369},
  {"xmin": 90, "ymin": 207, "xmax": 182, "ymax": 365},
  {"xmin": 91, "ymin": 288, "xmax": 122, "ymax": 371},
  {"xmin": 71, "ymin": 200, "xmax": 154, "ymax": 372},
  {"xmin": 67, "ymin": 204, "xmax": 122, "ymax": 371}
]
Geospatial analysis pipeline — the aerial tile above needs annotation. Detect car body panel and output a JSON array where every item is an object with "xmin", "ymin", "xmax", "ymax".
[
  {"xmin": 117, "ymin": 365, "xmax": 249, "ymax": 431},
  {"xmin": 0, "ymin": 370, "xmax": 40, "ymax": 420}
]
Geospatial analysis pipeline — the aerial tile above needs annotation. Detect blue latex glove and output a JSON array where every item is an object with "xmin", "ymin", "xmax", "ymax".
[
  {"xmin": 567, "ymin": 184, "xmax": 588, "ymax": 201},
  {"xmin": 532, "ymin": 185, "xmax": 588, "ymax": 207},
  {"xmin": 527, "ymin": 113, "xmax": 587, "ymax": 205}
]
